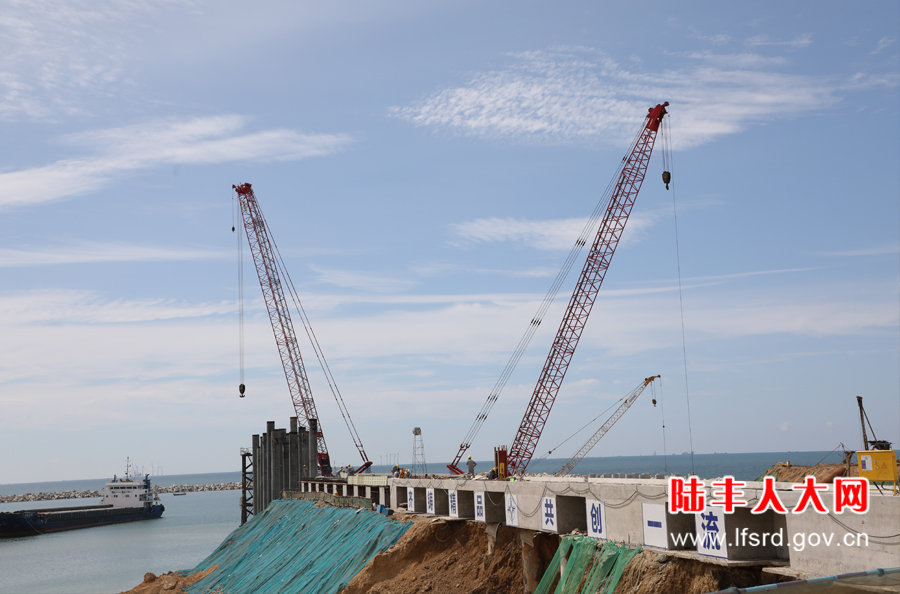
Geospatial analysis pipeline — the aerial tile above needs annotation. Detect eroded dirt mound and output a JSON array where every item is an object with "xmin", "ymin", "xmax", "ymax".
[
  {"xmin": 120, "ymin": 565, "xmax": 217, "ymax": 594},
  {"xmin": 613, "ymin": 552, "xmax": 775, "ymax": 594},
  {"xmin": 342, "ymin": 517, "xmax": 529, "ymax": 594},
  {"xmin": 758, "ymin": 462, "xmax": 859, "ymax": 483}
]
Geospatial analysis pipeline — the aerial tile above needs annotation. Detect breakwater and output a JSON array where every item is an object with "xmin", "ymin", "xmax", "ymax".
[{"xmin": 0, "ymin": 483, "xmax": 241, "ymax": 504}]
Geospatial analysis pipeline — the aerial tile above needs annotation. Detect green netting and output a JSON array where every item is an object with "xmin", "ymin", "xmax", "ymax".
[
  {"xmin": 535, "ymin": 535, "xmax": 642, "ymax": 594},
  {"xmin": 176, "ymin": 499, "xmax": 411, "ymax": 594}
]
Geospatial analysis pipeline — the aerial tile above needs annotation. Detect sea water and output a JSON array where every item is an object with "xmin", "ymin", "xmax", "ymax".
[
  {"xmin": 0, "ymin": 453, "xmax": 847, "ymax": 593},
  {"xmin": 0, "ymin": 472, "xmax": 242, "ymax": 594},
  {"xmin": 368, "ymin": 449, "xmax": 848, "ymax": 480}
]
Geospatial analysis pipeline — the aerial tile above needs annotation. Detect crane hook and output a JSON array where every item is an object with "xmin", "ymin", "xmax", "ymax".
[
  {"xmin": 239, "ymin": 383, "xmax": 246, "ymax": 398},
  {"xmin": 662, "ymin": 171, "xmax": 671, "ymax": 190}
]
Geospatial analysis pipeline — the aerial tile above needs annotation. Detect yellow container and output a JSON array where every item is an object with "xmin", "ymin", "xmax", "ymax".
[{"xmin": 858, "ymin": 450, "xmax": 899, "ymax": 482}]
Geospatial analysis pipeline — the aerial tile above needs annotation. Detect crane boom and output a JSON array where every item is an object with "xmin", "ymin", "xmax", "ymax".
[
  {"xmin": 556, "ymin": 376, "xmax": 659, "ymax": 476},
  {"xmin": 234, "ymin": 183, "xmax": 333, "ymax": 476},
  {"xmin": 507, "ymin": 102, "xmax": 669, "ymax": 475}
]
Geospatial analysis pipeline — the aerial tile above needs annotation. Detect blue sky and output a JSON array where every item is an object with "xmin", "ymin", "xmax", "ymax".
[{"xmin": 1, "ymin": 1, "xmax": 897, "ymax": 483}]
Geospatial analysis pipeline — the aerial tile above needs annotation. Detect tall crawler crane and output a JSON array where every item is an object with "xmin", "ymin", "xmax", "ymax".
[
  {"xmin": 446, "ymin": 102, "xmax": 670, "ymax": 475},
  {"xmin": 507, "ymin": 103, "xmax": 668, "ymax": 474},
  {"xmin": 233, "ymin": 183, "xmax": 372, "ymax": 476}
]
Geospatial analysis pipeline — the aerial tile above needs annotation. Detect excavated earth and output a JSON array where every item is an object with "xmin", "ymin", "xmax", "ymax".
[
  {"xmin": 342, "ymin": 515, "xmax": 559, "ymax": 594},
  {"xmin": 121, "ymin": 565, "xmax": 217, "ymax": 594},
  {"xmin": 612, "ymin": 551, "xmax": 781, "ymax": 594}
]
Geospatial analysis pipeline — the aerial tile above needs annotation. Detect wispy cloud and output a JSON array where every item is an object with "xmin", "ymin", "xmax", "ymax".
[
  {"xmin": 448, "ymin": 212, "xmax": 659, "ymax": 251},
  {"xmin": 745, "ymin": 34, "xmax": 813, "ymax": 48},
  {"xmin": 309, "ymin": 264, "xmax": 417, "ymax": 293},
  {"xmin": 0, "ymin": 242, "xmax": 226, "ymax": 267},
  {"xmin": 693, "ymin": 33, "xmax": 732, "ymax": 46},
  {"xmin": 684, "ymin": 51, "xmax": 787, "ymax": 68},
  {"xmin": 815, "ymin": 243, "xmax": 899, "ymax": 257},
  {"xmin": 391, "ymin": 46, "xmax": 882, "ymax": 148},
  {"xmin": 411, "ymin": 261, "xmax": 557, "ymax": 279},
  {"xmin": 0, "ymin": 116, "xmax": 353, "ymax": 209},
  {"xmin": 871, "ymin": 37, "xmax": 896, "ymax": 55},
  {"xmin": 0, "ymin": 0, "xmax": 168, "ymax": 120},
  {"xmin": 0, "ymin": 290, "xmax": 234, "ymax": 325}
]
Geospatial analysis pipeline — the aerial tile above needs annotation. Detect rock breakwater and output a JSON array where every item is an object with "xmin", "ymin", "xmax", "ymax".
[{"xmin": 0, "ymin": 482, "xmax": 241, "ymax": 504}]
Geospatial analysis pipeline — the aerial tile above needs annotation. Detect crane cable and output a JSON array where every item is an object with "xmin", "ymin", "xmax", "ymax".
[
  {"xmin": 661, "ymin": 109, "xmax": 695, "ymax": 475},
  {"xmin": 533, "ymin": 395, "xmax": 626, "ymax": 463},
  {"xmin": 255, "ymin": 204, "xmax": 369, "ymax": 462},
  {"xmin": 233, "ymin": 190, "xmax": 245, "ymax": 397},
  {"xmin": 655, "ymin": 377, "xmax": 668, "ymax": 472},
  {"xmin": 454, "ymin": 119, "xmax": 649, "ymax": 457}
]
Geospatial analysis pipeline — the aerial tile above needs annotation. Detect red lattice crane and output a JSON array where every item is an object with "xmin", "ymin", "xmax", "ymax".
[
  {"xmin": 233, "ymin": 183, "xmax": 372, "ymax": 476},
  {"xmin": 507, "ymin": 102, "xmax": 669, "ymax": 474}
]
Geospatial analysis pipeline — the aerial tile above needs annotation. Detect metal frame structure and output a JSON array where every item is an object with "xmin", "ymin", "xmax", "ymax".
[
  {"xmin": 240, "ymin": 447, "xmax": 254, "ymax": 525},
  {"xmin": 507, "ymin": 103, "xmax": 669, "ymax": 474},
  {"xmin": 556, "ymin": 376, "xmax": 659, "ymax": 476}
]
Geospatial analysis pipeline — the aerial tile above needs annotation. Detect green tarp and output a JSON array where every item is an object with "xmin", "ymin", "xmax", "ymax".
[
  {"xmin": 535, "ymin": 535, "xmax": 642, "ymax": 594},
  {"xmin": 178, "ymin": 499, "xmax": 411, "ymax": 594}
]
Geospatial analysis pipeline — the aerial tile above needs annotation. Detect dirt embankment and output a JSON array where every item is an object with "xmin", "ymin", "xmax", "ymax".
[
  {"xmin": 120, "ymin": 566, "xmax": 217, "ymax": 594},
  {"xmin": 612, "ymin": 552, "xmax": 779, "ymax": 594},
  {"xmin": 342, "ymin": 516, "xmax": 559, "ymax": 594}
]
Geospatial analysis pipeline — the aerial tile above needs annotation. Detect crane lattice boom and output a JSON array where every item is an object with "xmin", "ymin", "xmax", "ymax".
[
  {"xmin": 556, "ymin": 376, "xmax": 659, "ymax": 476},
  {"xmin": 507, "ymin": 102, "xmax": 668, "ymax": 475},
  {"xmin": 234, "ymin": 183, "xmax": 332, "ymax": 476}
]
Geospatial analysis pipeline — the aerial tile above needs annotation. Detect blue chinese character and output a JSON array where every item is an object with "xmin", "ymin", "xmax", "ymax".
[
  {"xmin": 700, "ymin": 511, "xmax": 721, "ymax": 550},
  {"xmin": 544, "ymin": 499, "xmax": 555, "ymax": 526},
  {"xmin": 450, "ymin": 494, "xmax": 457, "ymax": 514},
  {"xmin": 476, "ymin": 494, "xmax": 484, "ymax": 518},
  {"xmin": 590, "ymin": 503, "xmax": 602, "ymax": 534},
  {"xmin": 427, "ymin": 492, "xmax": 434, "ymax": 510}
]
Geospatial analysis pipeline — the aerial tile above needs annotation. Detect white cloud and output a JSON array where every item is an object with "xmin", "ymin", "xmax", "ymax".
[
  {"xmin": 449, "ymin": 212, "xmax": 659, "ymax": 251},
  {"xmin": 745, "ymin": 34, "xmax": 813, "ymax": 48},
  {"xmin": 0, "ymin": 290, "xmax": 235, "ymax": 325},
  {"xmin": 815, "ymin": 244, "xmax": 899, "ymax": 257},
  {"xmin": 0, "ymin": 242, "xmax": 226, "ymax": 267},
  {"xmin": 694, "ymin": 33, "xmax": 732, "ymax": 46},
  {"xmin": 0, "ymin": 0, "xmax": 165, "ymax": 120},
  {"xmin": 871, "ymin": 37, "xmax": 897, "ymax": 55},
  {"xmin": 391, "ymin": 47, "xmax": 866, "ymax": 148},
  {"xmin": 309, "ymin": 264, "xmax": 417, "ymax": 293},
  {"xmin": 0, "ymin": 116, "xmax": 353, "ymax": 209},
  {"xmin": 685, "ymin": 51, "xmax": 787, "ymax": 68}
]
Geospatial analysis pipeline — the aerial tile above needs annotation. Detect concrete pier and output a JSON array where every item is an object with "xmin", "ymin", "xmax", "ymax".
[{"xmin": 293, "ymin": 474, "xmax": 900, "ymax": 580}]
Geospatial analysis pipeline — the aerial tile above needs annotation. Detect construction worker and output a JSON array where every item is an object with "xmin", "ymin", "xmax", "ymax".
[
  {"xmin": 487, "ymin": 467, "xmax": 498, "ymax": 480},
  {"xmin": 466, "ymin": 456, "xmax": 477, "ymax": 476}
]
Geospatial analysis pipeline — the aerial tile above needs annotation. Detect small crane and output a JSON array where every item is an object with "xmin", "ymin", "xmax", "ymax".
[
  {"xmin": 856, "ymin": 396, "xmax": 892, "ymax": 451},
  {"xmin": 556, "ymin": 376, "xmax": 659, "ymax": 476}
]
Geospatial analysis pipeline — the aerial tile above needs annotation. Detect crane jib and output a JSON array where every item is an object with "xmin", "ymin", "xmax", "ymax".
[
  {"xmin": 234, "ymin": 183, "xmax": 333, "ymax": 476},
  {"xmin": 506, "ymin": 103, "xmax": 669, "ymax": 475}
]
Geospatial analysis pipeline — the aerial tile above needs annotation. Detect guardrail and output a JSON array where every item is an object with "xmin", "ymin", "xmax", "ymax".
[{"xmin": 282, "ymin": 490, "xmax": 373, "ymax": 510}]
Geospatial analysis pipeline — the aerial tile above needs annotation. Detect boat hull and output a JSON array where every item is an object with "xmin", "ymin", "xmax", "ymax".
[{"xmin": 0, "ymin": 504, "xmax": 165, "ymax": 538}]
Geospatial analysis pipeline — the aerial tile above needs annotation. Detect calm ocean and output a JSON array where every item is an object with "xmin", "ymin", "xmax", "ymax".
[{"xmin": 0, "ymin": 452, "xmax": 846, "ymax": 594}]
